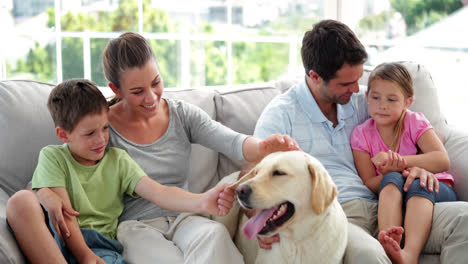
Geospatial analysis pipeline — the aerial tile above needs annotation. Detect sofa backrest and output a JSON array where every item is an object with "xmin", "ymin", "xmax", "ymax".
[
  {"xmin": 0, "ymin": 80, "xmax": 61, "ymax": 196},
  {"xmin": 214, "ymin": 84, "xmax": 282, "ymax": 178},
  {"xmin": 163, "ymin": 88, "xmax": 220, "ymax": 193}
]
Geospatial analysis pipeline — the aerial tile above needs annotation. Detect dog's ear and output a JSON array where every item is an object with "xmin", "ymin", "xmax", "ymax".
[
  {"xmin": 307, "ymin": 156, "xmax": 337, "ymax": 215},
  {"xmin": 228, "ymin": 166, "xmax": 257, "ymax": 190}
]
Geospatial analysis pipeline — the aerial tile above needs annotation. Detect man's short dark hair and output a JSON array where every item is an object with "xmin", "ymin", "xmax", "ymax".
[
  {"xmin": 301, "ymin": 19, "xmax": 368, "ymax": 82},
  {"xmin": 47, "ymin": 78, "xmax": 108, "ymax": 132}
]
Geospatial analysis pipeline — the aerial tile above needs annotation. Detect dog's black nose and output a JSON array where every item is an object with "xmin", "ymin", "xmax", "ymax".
[{"xmin": 236, "ymin": 184, "xmax": 252, "ymax": 201}]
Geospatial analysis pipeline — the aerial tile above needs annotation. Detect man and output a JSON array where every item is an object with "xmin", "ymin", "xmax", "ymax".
[{"xmin": 249, "ymin": 19, "xmax": 468, "ymax": 263}]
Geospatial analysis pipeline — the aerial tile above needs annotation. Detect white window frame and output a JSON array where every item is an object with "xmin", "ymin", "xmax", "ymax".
[{"xmin": 1, "ymin": 0, "xmax": 345, "ymax": 85}]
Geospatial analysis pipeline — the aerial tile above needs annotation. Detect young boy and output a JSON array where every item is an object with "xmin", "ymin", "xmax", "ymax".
[{"xmin": 6, "ymin": 79, "xmax": 235, "ymax": 263}]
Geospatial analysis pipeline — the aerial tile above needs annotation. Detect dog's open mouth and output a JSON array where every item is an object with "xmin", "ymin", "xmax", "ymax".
[{"xmin": 242, "ymin": 201, "xmax": 295, "ymax": 240}]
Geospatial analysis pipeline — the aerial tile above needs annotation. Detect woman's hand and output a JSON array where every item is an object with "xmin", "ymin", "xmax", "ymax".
[
  {"xmin": 402, "ymin": 167, "xmax": 439, "ymax": 193},
  {"xmin": 373, "ymin": 150, "xmax": 407, "ymax": 175},
  {"xmin": 202, "ymin": 184, "xmax": 235, "ymax": 216},
  {"xmin": 36, "ymin": 188, "xmax": 79, "ymax": 241}
]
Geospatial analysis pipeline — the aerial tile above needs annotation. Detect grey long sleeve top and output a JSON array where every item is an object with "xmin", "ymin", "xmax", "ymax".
[{"xmin": 109, "ymin": 98, "xmax": 248, "ymax": 221}]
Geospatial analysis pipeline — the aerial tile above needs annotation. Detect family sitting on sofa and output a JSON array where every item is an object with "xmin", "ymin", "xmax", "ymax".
[{"xmin": 5, "ymin": 19, "xmax": 468, "ymax": 264}]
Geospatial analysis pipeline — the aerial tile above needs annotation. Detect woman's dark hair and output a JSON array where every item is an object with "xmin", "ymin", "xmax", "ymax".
[{"xmin": 301, "ymin": 19, "xmax": 368, "ymax": 82}]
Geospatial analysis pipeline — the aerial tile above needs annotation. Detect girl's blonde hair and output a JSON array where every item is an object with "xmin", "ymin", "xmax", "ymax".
[{"xmin": 367, "ymin": 62, "xmax": 414, "ymax": 151}]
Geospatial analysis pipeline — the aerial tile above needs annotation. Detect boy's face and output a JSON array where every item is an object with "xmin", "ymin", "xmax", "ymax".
[{"xmin": 58, "ymin": 111, "xmax": 109, "ymax": 166}]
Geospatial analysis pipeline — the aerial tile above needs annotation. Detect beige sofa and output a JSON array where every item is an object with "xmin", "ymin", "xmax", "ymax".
[{"xmin": 1, "ymin": 62, "xmax": 467, "ymax": 263}]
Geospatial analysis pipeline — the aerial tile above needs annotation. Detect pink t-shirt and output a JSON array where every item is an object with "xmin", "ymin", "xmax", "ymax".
[{"xmin": 350, "ymin": 110, "xmax": 454, "ymax": 185}]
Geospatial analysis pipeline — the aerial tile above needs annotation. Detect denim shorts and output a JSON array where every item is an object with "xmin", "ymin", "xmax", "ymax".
[
  {"xmin": 7, "ymin": 205, "xmax": 124, "ymax": 264},
  {"xmin": 379, "ymin": 171, "xmax": 457, "ymax": 205}
]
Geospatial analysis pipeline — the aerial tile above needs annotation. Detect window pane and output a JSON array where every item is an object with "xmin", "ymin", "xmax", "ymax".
[
  {"xmin": 191, "ymin": 40, "xmax": 227, "ymax": 87},
  {"xmin": 232, "ymin": 42, "xmax": 289, "ymax": 84},
  {"xmin": 58, "ymin": 0, "xmax": 139, "ymax": 32},
  {"xmin": 149, "ymin": 39, "xmax": 181, "ymax": 88},
  {"xmin": 232, "ymin": 0, "xmax": 323, "ymax": 37},
  {"xmin": 6, "ymin": 34, "xmax": 57, "ymax": 83},
  {"xmin": 62, "ymin": 37, "xmax": 84, "ymax": 80},
  {"xmin": 145, "ymin": 1, "xmax": 228, "ymax": 34},
  {"xmin": 4, "ymin": 1, "xmax": 56, "ymax": 82},
  {"xmin": 90, "ymin": 38, "xmax": 111, "ymax": 87}
]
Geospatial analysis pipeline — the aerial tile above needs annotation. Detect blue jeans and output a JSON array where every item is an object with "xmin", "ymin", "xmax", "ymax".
[
  {"xmin": 54, "ymin": 228, "xmax": 124, "ymax": 264},
  {"xmin": 379, "ymin": 172, "xmax": 457, "ymax": 204},
  {"xmin": 7, "ymin": 205, "xmax": 124, "ymax": 264}
]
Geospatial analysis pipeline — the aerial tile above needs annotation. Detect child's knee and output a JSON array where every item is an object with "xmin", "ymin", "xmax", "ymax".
[
  {"xmin": 379, "ymin": 172, "xmax": 405, "ymax": 194},
  {"xmin": 6, "ymin": 190, "xmax": 40, "ymax": 219},
  {"xmin": 405, "ymin": 179, "xmax": 435, "ymax": 204}
]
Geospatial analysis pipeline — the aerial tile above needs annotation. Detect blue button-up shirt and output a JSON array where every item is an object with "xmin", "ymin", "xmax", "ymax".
[{"xmin": 254, "ymin": 78, "xmax": 376, "ymax": 203}]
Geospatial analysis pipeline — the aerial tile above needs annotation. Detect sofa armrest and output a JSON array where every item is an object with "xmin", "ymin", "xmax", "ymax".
[
  {"xmin": 444, "ymin": 127, "xmax": 468, "ymax": 202},
  {"xmin": 0, "ymin": 188, "xmax": 26, "ymax": 264}
]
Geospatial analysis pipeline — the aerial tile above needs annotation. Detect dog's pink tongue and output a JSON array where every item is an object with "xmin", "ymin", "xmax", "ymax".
[{"xmin": 242, "ymin": 205, "xmax": 279, "ymax": 240}]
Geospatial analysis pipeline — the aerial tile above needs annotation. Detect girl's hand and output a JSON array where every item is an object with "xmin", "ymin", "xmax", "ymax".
[
  {"xmin": 202, "ymin": 184, "xmax": 235, "ymax": 216},
  {"xmin": 259, "ymin": 134, "xmax": 300, "ymax": 158},
  {"xmin": 374, "ymin": 151, "xmax": 407, "ymax": 175},
  {"xmin": 36, "ymin": 188, "xmax": 79, "ymax": 241},
  {"xmin": 371, "ymin": 151, "xmax": 389, "ymax": 167}
]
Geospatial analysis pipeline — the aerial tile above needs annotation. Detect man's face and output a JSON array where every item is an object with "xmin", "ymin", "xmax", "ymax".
[{"xmin": 317, "ymin": 63, "xmax": 363, "ymax": 105}]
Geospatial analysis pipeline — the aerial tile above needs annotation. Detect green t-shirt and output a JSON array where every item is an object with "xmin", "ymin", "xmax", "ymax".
[{"xmin": 32, "ymin": 144, "xmax": 145, "ymax": 239}]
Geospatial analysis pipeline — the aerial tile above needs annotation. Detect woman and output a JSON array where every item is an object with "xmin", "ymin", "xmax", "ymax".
[{"xmin": 102, "ymin": 32, "xmax": 298, "ymax": 263}]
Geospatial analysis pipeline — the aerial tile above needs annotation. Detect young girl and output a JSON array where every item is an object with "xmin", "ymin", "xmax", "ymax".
[{"xmin": 350, "ymin": 62, "xmax": 457, "ymax": 264}]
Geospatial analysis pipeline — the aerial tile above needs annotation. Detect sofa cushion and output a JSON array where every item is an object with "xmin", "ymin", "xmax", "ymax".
[
  {"xmin": 445, "ymin": 128, "xmax": 468, "ymax": 201},
  {"xmin": 163, "ymin": 88, "xmax": 219, "ymax": 192},
  {"xmin": 214, "ymin": 84, "xmax": 281, "ymax": 178},
  {"xmin": 0, "ymin": 80, "xmax": 61, "ymax": 196}
]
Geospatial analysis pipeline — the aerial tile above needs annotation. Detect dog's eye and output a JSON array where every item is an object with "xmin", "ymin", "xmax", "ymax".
[{"xmin": 272, "ymin": 169, "xmax": 286, "ymax": 176}]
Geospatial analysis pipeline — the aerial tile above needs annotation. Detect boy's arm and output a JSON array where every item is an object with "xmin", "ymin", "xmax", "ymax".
[
  {"xmin": 47, "ymin": 187, "xmax": 104, "ymax": 263},
  {"xmin": 134, "ymin": 176, "xmax": 234, "ymax": 216},
  {"xmin": 353, "ymin": 150, "xmax": 382, "ymax": 193}
]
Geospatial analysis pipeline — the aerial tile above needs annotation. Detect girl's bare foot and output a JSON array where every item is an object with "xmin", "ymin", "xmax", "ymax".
[
  {"xmin": 378, "ymin": 231, "xmax": 403, "ymax": 264},
  {"xmin": 385, "ymin": 226, "xmax": 404, "ymax": 245}
]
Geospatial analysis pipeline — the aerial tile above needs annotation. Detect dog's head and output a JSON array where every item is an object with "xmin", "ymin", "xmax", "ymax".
[{"xmin": 230, "ymin": 151, "xmax": 337, "ymax": 239}]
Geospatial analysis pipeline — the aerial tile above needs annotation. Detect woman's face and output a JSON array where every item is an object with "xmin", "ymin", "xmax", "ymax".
[{"xmin": 117, "ymin": 59, "xmax": 164, "ymax": 117}]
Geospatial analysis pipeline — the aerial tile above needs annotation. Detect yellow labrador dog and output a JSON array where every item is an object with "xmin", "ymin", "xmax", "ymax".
[{"xmin": 230, "ymin": 151, "xmax": 347, "ymax": 264}]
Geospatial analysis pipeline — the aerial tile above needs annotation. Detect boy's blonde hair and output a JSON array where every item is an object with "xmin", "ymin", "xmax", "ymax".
[
  {"xmin": 367, "ymin": 62, "xmax": 414, "ymax": 151},
  {"xmin": 47, "ymin": 78, "xmax": 109, "ymax": 132}
]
